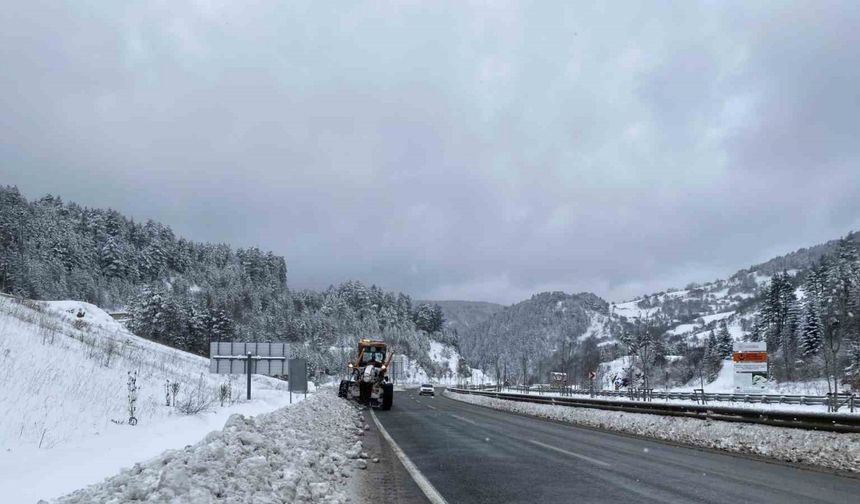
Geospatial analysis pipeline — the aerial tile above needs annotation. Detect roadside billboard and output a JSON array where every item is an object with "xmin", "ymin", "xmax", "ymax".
[
  {"xmin": 209, "ymin": 342, "xmax": 289, "ymax": 376},
  {"xmin": 733, "ymin": 341, "xmax": 768, "ymax": 393}
]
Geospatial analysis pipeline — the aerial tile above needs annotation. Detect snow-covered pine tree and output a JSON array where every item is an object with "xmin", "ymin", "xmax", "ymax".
[
  {"xmin": 799, "ymin": 300, "xmax": 822, "ymax": 358},
  {"xmin": 845, "ymin": 343, "xmax": 860, "ymax": 391},
  {"xmin": 748, "ymin": 314, "xmax": 766, "ymax": 342},
  {"xmin": 821, "ymin": 239, "xmax": 860, "ymax": 395},
  {"xmin": 129, "ymin": 288, "xmax": 166, "ymax": 341},
  {"xmin": 159, "ymin": 297, "xmax": 188, "ymax": 348},
  {"xmin": 781, "ymin": 296, "xmax": 801, "ymax": 380},
  {"xmin": 414, "ymin": 303, "xmax": 436, "ymax": 333},
  {"xmin": 751, "ymin": 272, "xmax": 797, "ymax": 380},
  {"xmin": 431, "ymin": 304, "xmax": 445, "ymax": 333},
  {"xmin": 704, "ymin": 330, "xmax": 720, "ymax": 380},
  {"xmin": 716, "ymin": 321, "xmax": 733, "ymax": 359},
  {"xmin": 212, "ymin": 309, "xmax": 234, "ymax": 341},
  {"xmin": 186, "ymin": 304, "xmax": 210, "ymax": 355},
  {"xmin": 100, "ymin": 237, "xmax": 126, "ymax": 279}
]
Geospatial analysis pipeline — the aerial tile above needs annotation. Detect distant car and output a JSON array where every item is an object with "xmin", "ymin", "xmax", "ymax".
[{"xmin": 419, "ymin": 384, "xmax": 435, "ymax": 396}]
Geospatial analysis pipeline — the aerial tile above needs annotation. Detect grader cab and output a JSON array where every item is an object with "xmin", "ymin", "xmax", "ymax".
[{"xmin": 337, "ymin": 338, "xmax": 394, "ymax": 410}]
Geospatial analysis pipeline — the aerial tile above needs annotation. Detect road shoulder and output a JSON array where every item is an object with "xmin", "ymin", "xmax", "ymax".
[{"xmin": 352, "ymin": 407, "xmax": 430, "ymax": 504}]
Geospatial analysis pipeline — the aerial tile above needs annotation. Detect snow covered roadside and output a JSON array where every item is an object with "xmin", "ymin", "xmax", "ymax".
[
  {"xmin": 2, "ymin": 389, "xmax": 301, "ymax": 504},
  {"xmin": 527, "ymin": 361, "xmax": 859, "ymax": 415},
  {"xmin": 445, "ymin": 390, "xmax": 860, "ymax": 473},
  {"xmin": 49, "ymin": 390, "xmax": 366, "ymax": 504},
  {"xmin": 0, "ymin": 296, "xmax": 312, "ymax": 502}
]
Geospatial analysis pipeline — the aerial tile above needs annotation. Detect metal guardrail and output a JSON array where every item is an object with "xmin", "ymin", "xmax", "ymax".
[
  {"xmin": 447, "ymin": 387, "xmax": 860, "ymax": 433},
  {"xmin": 455, "ymin": 384, "xmax": 856, "ymax": 412}
]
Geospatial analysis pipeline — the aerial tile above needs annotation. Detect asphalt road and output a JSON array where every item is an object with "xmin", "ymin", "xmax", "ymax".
[{"xmin": 373, "ymin": 387, "xmax": 860, "ymax": 504}]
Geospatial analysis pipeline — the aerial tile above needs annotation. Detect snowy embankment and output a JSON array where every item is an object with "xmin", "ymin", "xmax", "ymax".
[
  {"xmin": 393, "ymin": 340, "xmax": 488, "ymax": 386},
  {"xmin": 0, "ymin": 297, "xmax": 304, "ymax": 502},
  {"xmin": 51, "ymin": 390, "xmax": 365, "ymax": 504},
  {"xmin": 445, "ymin": 390, "xmax": 860, "ymax": 473}
]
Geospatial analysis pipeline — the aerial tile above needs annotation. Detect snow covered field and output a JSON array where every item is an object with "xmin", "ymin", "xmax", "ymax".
[
  {"xmin": 445, "ymin": 390, "xmax": 860, "ymax": 473},
  {"xmin": 589, "ymin": 358, "xmax": 855, "ymax": 414},
  {"xmin": 0, "ymin": 297, "xmax": 304, "ymax": 502},
  {"xmin": 51, "ymin": 389, "xmax": 365, "ymax": 503}
]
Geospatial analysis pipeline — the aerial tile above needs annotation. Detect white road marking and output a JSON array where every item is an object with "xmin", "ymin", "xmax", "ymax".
[
  {"xmin": 527, "ymin": 439, "xmax": 610, "ymax": 467},
  {"xmin": 449, "ymin": 414, "xmax": 477, "ymax": 426},
  {"xmin": 426, "ymin": 404, "xmax": 437, "ymax": 410},
  {"xmin": 370, "ymin": 410, "xmax": 449, "ymax": 504}
]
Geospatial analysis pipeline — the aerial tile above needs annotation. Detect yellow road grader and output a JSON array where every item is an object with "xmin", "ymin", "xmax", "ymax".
[{"xmin": 338, "ymin": 338, "xmax": 394, "ymax": 410}]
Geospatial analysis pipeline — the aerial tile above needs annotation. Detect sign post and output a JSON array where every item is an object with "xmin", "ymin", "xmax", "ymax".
[
  {"xmin": 288, "ymin": 358, "xmax": 308, "ymax": 404},
  {"xmin": 246, "ymin": 352, "xmax": 253, "ymax": 400},
  {"xmin": 209, "ymin": 342, "xmax": 289, "ymax": 400},
  {"xmin": 589, "ymin": 370, "xmax": 596, "ymax": 397},
  {"xmin": 733, "ymin": 341, "xmax": 768, "ymax": 393}
]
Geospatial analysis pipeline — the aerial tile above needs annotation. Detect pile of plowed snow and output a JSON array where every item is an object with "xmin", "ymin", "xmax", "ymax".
[
  {"xmin": 0, "ymin": 297, "xmax": 300, "ymax": 502},
  {"xmin": 51, "ymin": 390, "xmax": 365, "ymax": 504}
]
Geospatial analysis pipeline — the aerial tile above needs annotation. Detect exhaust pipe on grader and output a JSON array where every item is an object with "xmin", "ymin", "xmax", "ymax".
[{"xmin": 338, "ymin": 338, "xmax": 394, "ymax": 410}]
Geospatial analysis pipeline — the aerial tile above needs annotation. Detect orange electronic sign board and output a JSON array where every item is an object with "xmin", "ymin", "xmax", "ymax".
[{"xmin": 732, "ymin": 351, "xmax": 767, "ymax": 362}]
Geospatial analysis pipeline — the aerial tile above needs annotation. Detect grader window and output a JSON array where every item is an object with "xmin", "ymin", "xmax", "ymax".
[{"xmin": 360, "ymin": 346, "xmax": 386, "ymax": 364}]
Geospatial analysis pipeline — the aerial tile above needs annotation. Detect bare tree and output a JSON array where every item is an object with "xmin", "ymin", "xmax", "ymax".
[{"xmin": 624, "ymin": 315, "xmax": 662, "ymax": 389}]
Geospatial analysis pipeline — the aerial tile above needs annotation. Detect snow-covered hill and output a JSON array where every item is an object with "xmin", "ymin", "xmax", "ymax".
[
  {"xmin": 421, "ymin": 300, "xmax": 505, "ymax": 336},
  {"xmin": 607, "ymin": 231, "xmax": 860, "ymax": 348},
  {"xmin": 390, "ymin": 340, "xmax": 488, "ymax": 385},
  {"xmin": 0, "ymin": 296, "xmax": 298, "ymax": 502},
  {"xmin": 457, "ymin": 291, "xmax": 614, "ymax": 377},
  {"xmin": 456, "ymin": 233, "xmax": 860, "ymax": 390}
]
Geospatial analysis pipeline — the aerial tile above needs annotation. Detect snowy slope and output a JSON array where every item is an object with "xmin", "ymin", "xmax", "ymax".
[
  {"xmin": 392, "ymin": 354, "xmax": 431, "ymax": 385},
  {"xmin": 430, "ymin": 340, "xmax": 458, "ymax": 377},
  {"xmin": 428, "ymin": 339, "xmax": 488, "ymax": 385},
  {"xmin": 597, "ymin": 356, "xmax": 632, "ymax": 389},
  {"xmin": 423, "ymin": 299, "xmax": 505, "ymax": 335},
  {"xmin": 578, "ymin": 313, "xmax": 610, "ymax": 341},
  {"xmin": 393, "ymin": 340, "xmax": 488, "ymax": 385},
  {"xmin": 457, "ymin": 291, "xmax": 612, "ymax": 376},
  {"xmin": 0, "ymin": 297, "xmax": 300, "ymax": 502},
  {"xmin": 613, "ymin": 300, "xmax": 661, "ymax": 320}
]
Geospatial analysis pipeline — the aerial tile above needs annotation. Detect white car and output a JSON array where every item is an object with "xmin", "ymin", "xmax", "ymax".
[{"xmin": 419, "ymin": 384, "xmax": 435, "ymax": 396}]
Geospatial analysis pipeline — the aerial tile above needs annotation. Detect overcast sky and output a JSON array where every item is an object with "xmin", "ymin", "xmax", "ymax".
[{"xmin": 2, "ymin": 1, "xmax": 859, "ymax": 304}]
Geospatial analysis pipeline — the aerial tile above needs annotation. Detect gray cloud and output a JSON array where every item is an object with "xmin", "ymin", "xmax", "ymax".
[{"xmin": 2, "ymin": 1, "xmax": 859, "ymax": 304}]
